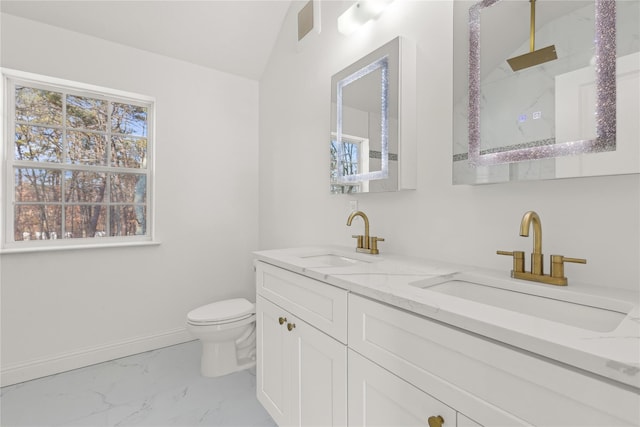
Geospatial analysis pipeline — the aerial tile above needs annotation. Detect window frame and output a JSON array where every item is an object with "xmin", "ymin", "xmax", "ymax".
[
  {"xmin": 330, "ymin": 132, "xmax": 369, "ymax": 194},
  {"xmin": 1, "ymin": 68, "xmax": 156, "ymax": 252}
]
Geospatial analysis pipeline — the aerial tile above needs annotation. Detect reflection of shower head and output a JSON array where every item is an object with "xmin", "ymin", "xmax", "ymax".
[
  {"xmin": 507, "ymin": 45, "xmax": 557, "ymax": 71},
  {"xmin": 507, "ymin": 0, "xmax": 558, "ymax": 71}
]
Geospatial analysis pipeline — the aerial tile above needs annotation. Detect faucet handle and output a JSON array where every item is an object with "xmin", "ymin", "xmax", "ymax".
[
  {"xmin": 563, "ymin": 257, "xmax": 587, "ymax": 264},
  {"xmin": 497, "ymin": 250, "xmax": 525, "ymax": 273},
  {"xmin": 370, "ymin": 236, "xmax": 385, "ymax": 255},
  {"xmin": 550, "ymin": 255, "xmax": 586, "ymax": 281},
  {"xmin": 351, "ymin": 234, "xmax": 364, "ymax": 249}
]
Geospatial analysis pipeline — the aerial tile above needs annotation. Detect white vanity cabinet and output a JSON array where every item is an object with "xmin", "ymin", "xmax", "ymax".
[
  {"xmin": 255, "ymin": 262, "xmax": 348, "ymax": 427},
  {"xmin": 255, "ymin": 255, "xmax": 639, "ymax": 427},
  {"xmin": 348, "ymin": 293, "xmax": 639, "ymax": 427}
]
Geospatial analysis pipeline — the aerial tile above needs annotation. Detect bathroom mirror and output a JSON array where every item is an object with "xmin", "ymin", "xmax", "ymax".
[
  {"xmin": 330, "ymin": 36, "xmax": 416, "ymax": 193},
  {"xmin": 453, "ymin": 0, "xmax": 640, "ymax": 184}
]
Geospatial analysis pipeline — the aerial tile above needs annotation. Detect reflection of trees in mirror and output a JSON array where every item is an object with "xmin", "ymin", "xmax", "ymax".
[
  {"xmin": 330, "ymin": 139, "xmax": 361, "ymax": 194},
  {"xmin": 11, "ymin": 82, "xmax": 150, "ymax": 242}
]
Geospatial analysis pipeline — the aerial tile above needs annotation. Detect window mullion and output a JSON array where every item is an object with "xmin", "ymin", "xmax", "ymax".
[
  {"xmin": 61, "ymin": 92, "xmax": 68, "ymax": 238},
  {"xmin": 12, "ymin": 160, "xmax": 140, "ymax": 175},
  {"xmin": 6, "ymin": 80, "xmax": 17, "ymax": 242},
  {"xmin": 105, "ymin": 173, "xmax": 111, "ymax": 238},
  {"xmin": 105, "ymin": 101, "xmax": 112, "ymax": 237}
]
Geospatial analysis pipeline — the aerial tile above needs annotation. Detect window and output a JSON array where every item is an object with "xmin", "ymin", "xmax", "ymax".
[
  {"xmin": 330, "ymin": 133, "xmax": 368, "ymax": 194},
  {"xmin": 2, "ymin": 70, "xmax": 154, "ymax": 250}
]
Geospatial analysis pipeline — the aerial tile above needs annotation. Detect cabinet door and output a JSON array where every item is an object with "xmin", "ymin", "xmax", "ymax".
[
  {"xmin": 290, "ymin": 315, "xmax": 347, "ymax": 427},
  {"xmin": 348, "ymin": 350, "xmax": 456, "ymax": 427},
  {"xmin": 257, "ymin": 295, "xmax": 292, "ymax": 426},
  {"xmin": 457, "ymin": 413, "xmax": 483, "ymax": 427},
  {"xmin": 258, "ymin": 295, "xmax": 348, "ymax": 427}
]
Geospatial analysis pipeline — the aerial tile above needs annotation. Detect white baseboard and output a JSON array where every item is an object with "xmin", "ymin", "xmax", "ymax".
[{"xmin": 1, "ymin": 328, "xmax": 194, "ymax": 387}]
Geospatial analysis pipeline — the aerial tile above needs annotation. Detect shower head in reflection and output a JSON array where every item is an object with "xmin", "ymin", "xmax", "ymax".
[{"xmin": 507, "ymin": 0, "xmax": 558, "ymax": 71}]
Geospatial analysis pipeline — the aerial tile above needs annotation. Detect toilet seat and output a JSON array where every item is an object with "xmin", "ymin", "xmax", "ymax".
[{"xmin": 187, "ymin": 298, "xmax": 255, "ymax": 326}]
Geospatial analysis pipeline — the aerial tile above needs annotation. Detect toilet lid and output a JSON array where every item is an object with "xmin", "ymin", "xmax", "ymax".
[{"xmin": 187, "ymin": 298, "xmax": 255, "ymax": 323}]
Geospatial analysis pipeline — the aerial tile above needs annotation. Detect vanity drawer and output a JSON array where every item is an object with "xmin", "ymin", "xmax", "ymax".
[
  {"xmin": 256, "ymin": 261, "xmax": 348, "ymax": 343},
  {"xmin": 348, "ymin": 293, "xmax": 639, "ymax": 427},
  {"xmin": 348, "ymin": 349, "xmax": 456, "ymax": 427}
]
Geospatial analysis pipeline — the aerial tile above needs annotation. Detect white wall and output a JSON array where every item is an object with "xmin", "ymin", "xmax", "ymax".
[
  {"xmin": 2, "ymin": 0, "xmax": 638, "ymax": 388},
  {"xmin": 259, "ymin": 2, "xmax": 639, "ymax": 290},
  {"xmin": 0, "ymin": 14, "xmax": 259, "ymax": 385}
]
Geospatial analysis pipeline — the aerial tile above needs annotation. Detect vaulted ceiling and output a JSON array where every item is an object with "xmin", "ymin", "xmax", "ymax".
[{"xmin": 1, "ymin": 0, "xmax": 293, "ymax": 80}]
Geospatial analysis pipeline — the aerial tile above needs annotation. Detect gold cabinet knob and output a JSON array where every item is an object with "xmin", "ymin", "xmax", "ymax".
[
  {"xmin": 427, "ymin": 415, "xmax": 444, "ymax": 427},
  {"xmin": 278, "ymin": 317, "xmax": 287, "ymax": 325},
  {"xmin": 287, "ymin": 322, "xmax": 296, "ymax": 331}
]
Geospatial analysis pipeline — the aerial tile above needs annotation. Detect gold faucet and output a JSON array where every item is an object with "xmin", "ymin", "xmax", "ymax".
[
  {"xmin": 498, "ymin": 211, "xmax": 586, "ymax": 286},
  {"xmin": 347, "ymin": 210, "xmax": 384, "ymax": 255},
  {"xmin": 520, "ymin": 211, "xmax": 544, "ymax": 275}
]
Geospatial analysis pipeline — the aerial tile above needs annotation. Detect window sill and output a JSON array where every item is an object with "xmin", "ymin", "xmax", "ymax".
[{"xmin": 0, "ymin": 240, "xmax": 162, "ymax": 254}]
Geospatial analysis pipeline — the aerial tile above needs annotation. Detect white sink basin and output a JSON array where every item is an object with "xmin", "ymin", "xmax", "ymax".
[
  {"xmin": 301, "ymin": 253, "xmax": 368, "ymax": 267},
  {"xmin": 411, "ymin": 274, "xmax": 633, "ymax": 332}
]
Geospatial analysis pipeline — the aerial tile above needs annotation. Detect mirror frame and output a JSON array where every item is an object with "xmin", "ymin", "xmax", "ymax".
[
  {"xmin": 330, "ymin": 36, "xmax": 416, "ymax": 194},
  {"xmin": 335, "ymin": 56, "xmax": 390, "ymax": 183},
  {"xmin": 467, "ymin": 0, "xmax": 617, "ymax": 166}
]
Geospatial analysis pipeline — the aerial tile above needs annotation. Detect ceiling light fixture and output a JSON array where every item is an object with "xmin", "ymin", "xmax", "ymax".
[{"xmin": 337, "ymin": 0, "xmax": 395, "ymax": 36}]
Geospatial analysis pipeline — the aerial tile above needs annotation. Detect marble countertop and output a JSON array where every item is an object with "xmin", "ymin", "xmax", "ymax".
[{"xmin": 254, "ymin": 246, "xmax": 640, "ymax": 390}]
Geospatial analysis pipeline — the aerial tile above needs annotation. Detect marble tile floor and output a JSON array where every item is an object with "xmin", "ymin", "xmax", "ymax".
[{"xmin": 0, "ymin": 340, "xmax": 277, "ymax": 427}]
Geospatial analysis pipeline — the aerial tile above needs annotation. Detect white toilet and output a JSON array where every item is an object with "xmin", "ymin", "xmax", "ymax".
[{"xmin": 186, "ymin": 298, "xmax": 256, "ymax": 377}]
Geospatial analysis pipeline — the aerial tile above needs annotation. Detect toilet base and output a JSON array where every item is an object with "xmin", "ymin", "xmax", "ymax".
[
  {"xmin": 186, "ymin": 304, "xmax": 256, "ymax": 378},
  {"xmin": 200, "ymin": 341, "xmax": 256, "ymax": 377}
]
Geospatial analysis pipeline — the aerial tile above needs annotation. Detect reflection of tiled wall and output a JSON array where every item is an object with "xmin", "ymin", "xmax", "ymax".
[
  {"xmin": 453, "ymin": 156, "xmax": 556, "ymax": 185},
  {"xmin": 368, "ymin": 113, "xmax": 399, "ymax": 191},
  {"xmin": 370, "ymin": 151, "xmax": 398, "ymax": 161},
  {"xmin": 332, "ymin": 105, "xmax": 400, "ymax": 192},
  {"xmin": 453, "ymin": 1, "xmax": 639, "ymax": 183},
  {"xmin": 481, "ymin": 3, "xmax": 596, "ymax": 150}
]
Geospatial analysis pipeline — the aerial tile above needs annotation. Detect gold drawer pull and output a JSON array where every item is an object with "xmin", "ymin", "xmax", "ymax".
[
  {"xmin": 278, "ymin": 317, "xmax": 287, "ymax": 325},
  {"xmin": 287, "ymin": 322, "xmax": 296, "ymax": 331},
  {"xmin": 428, "ymin": 415, "xmax": 444, "ymax": 427}
]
